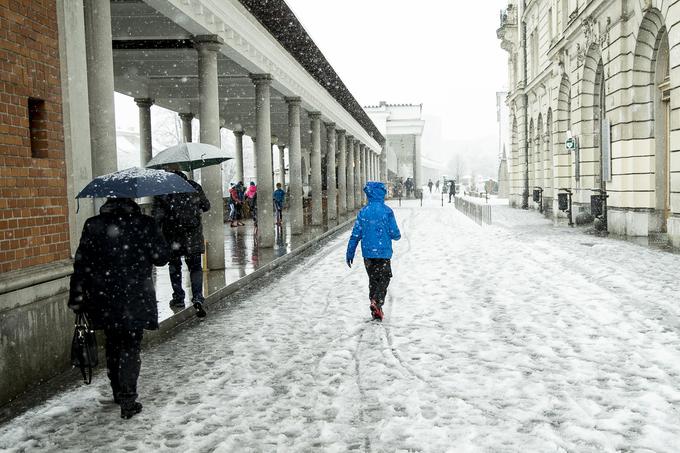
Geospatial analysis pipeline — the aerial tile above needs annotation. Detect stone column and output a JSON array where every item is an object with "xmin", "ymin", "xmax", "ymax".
[
  {"xmin": 309, "ymin": 111, "xmax": 323, "ymax": 225},
  {"xmin": 251, "ymin": 74, "xmax": 274, "ymax": 247},
  {"xmin": 83, "ymin": 0, "xmax": 117, "ymax": 177},
  {"xmin": 195, "ymin": 34, "xmax": 225, "ymax": 269},
  {"xmin": 354, "ymin": 141, "xmax": 362, "ymax": 207},
  {"xmin": 337, "ymin": 129, "xmax": 347, "ymax": 216},
  {"xmin": 414, "ymin": 134, "xmax": 423, "ymax": 189},
  {"xmin": 278, "ymin": 144, "xmax": 286, "ymax": 187},
  {"xmin": 325, "ymin": 122, "xmax": 337, "ymax": 221},
  {"xmin": 362, "ymin": 144, "xmax": 368, "ymax": 203},
  {"xmin": 271, "ymin": 143, "xmax": 276, "ymax": 191},
  {"xmin": 233, "ymin": 130, "xmax": 244, "ymax": 183},
  {"xmin": 381, "ymin": 145, "xmax": 388, "ymax": 182},
  {"xmin": 179, "ymin": 112, "xmax": 193, "ymax": 143},
  {"xmin": 346, "ymin": 136, "xmax": 355, "ymax": 211},
  {"xmin": 285, "ymin": 97, "xmax": 303, "ymax": 234},
  {"xmin": 134, "ymin": 98, "xmax": 154, "ymax": 166}
]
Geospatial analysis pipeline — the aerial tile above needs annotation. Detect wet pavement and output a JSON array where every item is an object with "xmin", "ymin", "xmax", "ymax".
[{"xmin": 153, "ymin": 211, "xmax": 356, "ymax": 322}]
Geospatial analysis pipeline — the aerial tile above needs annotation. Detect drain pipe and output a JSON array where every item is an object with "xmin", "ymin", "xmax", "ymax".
[{"xmin": 521, "ymin": 10, "xmax": 529, "ymax": 209}]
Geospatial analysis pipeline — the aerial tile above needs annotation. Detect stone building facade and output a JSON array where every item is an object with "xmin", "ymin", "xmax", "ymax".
[{"xmin": 498, "ymin": 0, "xmax": 680, "ymax": 244}]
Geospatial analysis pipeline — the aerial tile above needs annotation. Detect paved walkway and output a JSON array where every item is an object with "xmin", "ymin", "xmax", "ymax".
[
  {"xmin": 154, "ymin": 211, "xmax": 352, "ymax": 322},
  {"xmin": 2, "ymin": 198, "xmax": 680, "ymax": 451}
]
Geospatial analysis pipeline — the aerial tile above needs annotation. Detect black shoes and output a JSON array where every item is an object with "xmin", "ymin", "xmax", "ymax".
[
  {"xmin": 193, "ymin": 300, "xmax": 207, "ymax": 318},
  {"xmin": 120, "ymin": 401, "xmax": 143, "ymax": 419},
  {"xmin": 169, "ymin": 296, "xmax": 185, "ymax": 308}
]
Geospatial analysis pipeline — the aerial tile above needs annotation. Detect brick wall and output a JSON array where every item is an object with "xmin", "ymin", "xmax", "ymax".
[{"xmin": 0, "ymin": 0, "xmax": 69, "ymax": 273}]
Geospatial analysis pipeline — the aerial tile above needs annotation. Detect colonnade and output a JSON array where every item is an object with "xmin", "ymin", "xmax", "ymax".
[{"xmin": 82, "ymin": 4, "xmax": 386, "ymax": 269}]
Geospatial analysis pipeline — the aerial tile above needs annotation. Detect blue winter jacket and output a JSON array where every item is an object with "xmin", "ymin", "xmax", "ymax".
[{"xmin": 346, "ymin": 182, "xmax": 401, "ymax": 262}]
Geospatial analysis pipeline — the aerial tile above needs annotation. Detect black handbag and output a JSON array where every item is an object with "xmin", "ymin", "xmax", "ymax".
[{"xmin": 70, "ymin": 313, "xmax": 98, "ymax": 384}]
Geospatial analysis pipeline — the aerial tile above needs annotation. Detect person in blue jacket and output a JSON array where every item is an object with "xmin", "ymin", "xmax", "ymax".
[
  {"xmin": 273, "ymin": 182, "xmax": 286, "ymax": 225},
  {"xmin": 346, "ymin": 181, "xmax": 401, "ymax": 321}
]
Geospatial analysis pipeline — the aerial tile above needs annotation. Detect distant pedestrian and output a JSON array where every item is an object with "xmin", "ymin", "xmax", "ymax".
[
  {"xmin": 435, "ymin": 180, "xmax": 440, "ymax": 192},
  {"xmin": 246, "ymin": 182, "xmax": 257, "ymax": 220},
  {"xmin": 235, "ymin": 181, "xmax": 246, "ymax": 224},
  {"xmin": 228, "ymin": 183, "xmax": 241, "ymax": 227},
  {"xmin": 404, "ymin": 178, "xmax": 414, "ymax": 197},
  {"xmin": 427, "ymin": 179, "xmax": 433, "ymax": 193},
  {"xmin": 448, "ymin": 179, "xmax": 456, "ymax": 203},
  {"xmin": 273, "ymin": 182, "xmax": 285, "ymax": 225},
  {"xmin": 346, "ymin": 182, "xmax": 401, "ymax": 321},
  {"xmin": 69, "ymin": 198, "xmax": 169, "ymax": 419},
  {"xmin": 152, "ymin": 168, "xmax": 210, "ymax": 318}
]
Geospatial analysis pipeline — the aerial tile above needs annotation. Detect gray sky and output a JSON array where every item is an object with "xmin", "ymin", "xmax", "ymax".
[{"xmin": 286, "ymin": 0, "xmax": 509, "ymax": 175}]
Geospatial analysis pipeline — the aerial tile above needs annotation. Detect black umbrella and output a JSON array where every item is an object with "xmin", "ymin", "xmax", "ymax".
[{"xmin": 76, "ymin": 167, "xmax": 196, "ymax": 199}]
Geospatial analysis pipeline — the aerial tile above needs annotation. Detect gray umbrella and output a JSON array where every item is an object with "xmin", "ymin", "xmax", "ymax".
[{"xmin": 145, "ymin": 142, "xmax": 234, "ymax": 171}]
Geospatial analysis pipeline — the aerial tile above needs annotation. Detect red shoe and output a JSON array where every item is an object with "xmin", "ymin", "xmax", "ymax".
[{"xmin": 370, "ymin": 300, "xmax": 383, "ymax": 321}]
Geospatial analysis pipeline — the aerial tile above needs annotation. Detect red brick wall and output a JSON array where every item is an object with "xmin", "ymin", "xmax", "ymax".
[{"xmin": 0, "ymin": 0, "xmax": 70, "ymax": 273}]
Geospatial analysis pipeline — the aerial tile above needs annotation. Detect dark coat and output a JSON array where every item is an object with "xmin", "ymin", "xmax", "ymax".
[
  {"xmin": 448, "ymin": 181, "xmax": 456, "ymax": 195},
  {"xmin": 152, "ymin": 172, "xmax": 210, "ymax": 256},
  {"xmin": 68, "ymin": 198, "xmax": 170, "ymax": 331}
]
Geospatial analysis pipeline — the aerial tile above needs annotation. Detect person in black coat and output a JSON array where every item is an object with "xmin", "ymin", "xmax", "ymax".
[
  {"xmin": 152, "ymin": 169, "xmax": 210, "ymax": 317},
  {"xmin": 448, "ymin": 179, "xmax": 456, "ymax": 203},
  {"xmin": 68, "ymin": 198, "xmax": 169, "ymax": 419}
]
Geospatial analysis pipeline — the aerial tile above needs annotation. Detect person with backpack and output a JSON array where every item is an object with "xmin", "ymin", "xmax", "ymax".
[
  {"xmin": 152, "ymin": 167, "xmax": 210, "ymax": 317},
  {"xmin": 273, "ymin": 182, "xmax": 285, "ymax": 226},
  {"xmin": 346, "ymin": 182, "xmax": 401, "ymax": 321},
  {"xmin": 427, "ymin": 179, "xmax": 433, "ymax": 193},
  {"xmin": 69, "ymin": 198, "xmax": 169, "ymax": 419}
]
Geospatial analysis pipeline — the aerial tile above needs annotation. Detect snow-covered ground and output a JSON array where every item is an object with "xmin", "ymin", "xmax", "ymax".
[{"xmin": 3, "ymin": 198, "xmax": 680, "ymax": 452}]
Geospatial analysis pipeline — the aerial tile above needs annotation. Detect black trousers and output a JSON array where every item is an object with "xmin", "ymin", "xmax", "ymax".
[
  {"xmin": 364, "ymin": 258, "xmax": 392, "ymax": 306},
  {"xmin": 104, "ymin": 329, "xmax": 144, "ymax": 404},
  {"xmin": 169, "ymin": 252, "xmax": 203, "ymax": 301}
]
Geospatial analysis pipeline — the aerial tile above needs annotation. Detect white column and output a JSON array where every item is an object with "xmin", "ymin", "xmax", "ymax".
[
  {"xmin": 359, "ymin": 143, "xmax": 368, "ymax": 204},
  {"xmin": 415, "ymin": 134, "xmax": 423, "ymax": 188},
  {"xmin": 271, "ymin": 143, "xmax": 276, "ymax": 191},
  {"xmin": 278, "ymin": 144, "xmax": 286, "ymax": 187},
  {"xmin": 325, "ymin": 122, "xmax": 337, "ymax": 221},
  {"xmin": 285, "ymin": 97, "xmax": 303, "ymax": 234},
  {"xmin": 134, "ymin": 98, "xmax": 154, "ymax": 166},
  {"xmin": 251, "ymin": 74, "xmax": 274, "ymax": 247},
  {"xmin": 381, "ymin": 144, "xmax": 388, "ymax": 182},
  {"xmin": 354, "ymin": 141, "xmax": 362, "ymax": 207},
  {"xmin": 83, "ymin": 0, "xmax": 117, "ymax": 177},
  {"xmin": 57, "ymin": 0, "xmax": 94, "ymax": 254},
  {"xmin": 179, "ymin": 112, "xmax": 193, "ymax": 143},
  {"xmin": 233, "ymin": 130, "xmax": 244, "ymax": 183},
  {"xmin": 337, "ymin": 129, "xmax": 347, "ymax": 216},
  {"xmin": 195, "ymin": 34, "xmax": 225, "ymax": 269},
  {"xmin": 346, "ymin": 135, "xmax": 355, "ymax": 211},
  {"xmin": 309, "ymin": 111, "xmax": 323, "ymax": 225}
]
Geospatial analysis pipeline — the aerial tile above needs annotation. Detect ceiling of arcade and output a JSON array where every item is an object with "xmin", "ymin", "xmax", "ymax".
[{"xmin": 111, "ymin": 0, "xmax": 317, "ymax": 148}]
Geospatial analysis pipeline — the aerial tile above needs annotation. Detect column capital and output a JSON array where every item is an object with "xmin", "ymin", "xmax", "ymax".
[
  {"xmin": 250, "ymin": 73, "xmax": 273, "ymax": 85},
  {"xmin": 193, "ymin": 34, "xmax": 224, "ymax": 51},
  {"xmin": 324, "ymin": 122, "xmax": 336, "ymax": 130},
  {"xmin": 233, "ymin": 130, "xmax": 244, "ymax": 138},
  {"xmin": 346, "ymin": 135, "xmax": 354, "ymax": 142},
  {"xmin": 284, "ymin": 96, "xmax": 302, "ymax": 104},
  {"xmin": 336, "ymin": 129, "xmax": 346, "ymax": 135},
  {"xmin": 308, "ymin": 111, "xmax": 322, "ymax": 120},
  {"xmin": 134, "ymin": 97, "xmax": 154, "ymax": 108},
  {"xmin": 178, "ymin": 112, "xmax": 194, "ymax": 122}
]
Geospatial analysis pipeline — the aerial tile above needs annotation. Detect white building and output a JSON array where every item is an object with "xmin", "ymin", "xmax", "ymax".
[
  {"xmin": 498, "ymin": 0, "xmax": 680, "ymax": 246},
  {"xmin": 365, "ymin": 102, "xmax": 426, "ymax": 185}
]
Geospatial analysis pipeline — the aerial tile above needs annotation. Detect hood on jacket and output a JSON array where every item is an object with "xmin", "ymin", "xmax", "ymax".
[
  {"xmin": 99, "ymin": 198, "xmax": 141, "ymax": 215},
  {"xmin": 364, "ymin": 181, "xmax": 387, "ymax": 202}
]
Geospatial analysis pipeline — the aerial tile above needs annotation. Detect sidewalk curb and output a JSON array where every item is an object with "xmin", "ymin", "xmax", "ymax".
[{"xmin": 144, "ymin": 217, "xmax": 355, "ymax": 345}]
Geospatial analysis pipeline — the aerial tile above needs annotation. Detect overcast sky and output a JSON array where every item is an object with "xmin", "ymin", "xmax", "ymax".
[{"xmin": 286, "ymin": 0, "xmax": 509, "ymax": 172}]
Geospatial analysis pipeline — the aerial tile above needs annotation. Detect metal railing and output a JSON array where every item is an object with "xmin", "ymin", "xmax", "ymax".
[{"xmin": 455, "ymin": 196, "xmax": 492, "ymax": 225}]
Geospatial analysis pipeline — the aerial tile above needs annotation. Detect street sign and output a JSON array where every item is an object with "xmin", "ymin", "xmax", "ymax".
[{"xmin": 565, "ymin": 136, "xmax": 577, "ymax": 151}]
